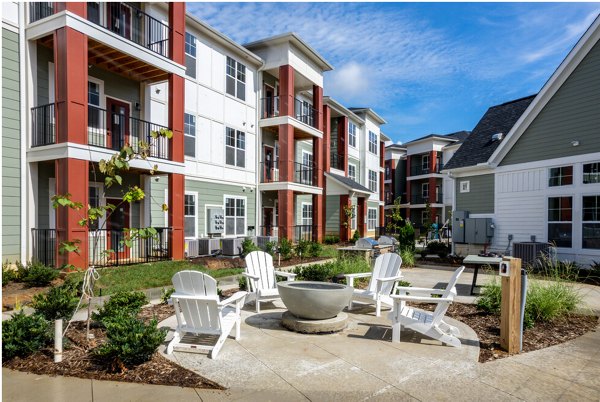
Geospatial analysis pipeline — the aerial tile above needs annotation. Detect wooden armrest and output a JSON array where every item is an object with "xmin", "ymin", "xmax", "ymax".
[
  {"xmin": 275, "ymin": 271, "xmax": 296, "ymax": 279},
  {"xmin": 219, "ymin": 291, "xmax": 248, "ymax": 307},
  {"xmin": 391, "ymin": 294, "xmax": 453, "ymax": 303},
  {"xmin": 242, "ymin": 272, "xmax": 260, "ymax": 281}
]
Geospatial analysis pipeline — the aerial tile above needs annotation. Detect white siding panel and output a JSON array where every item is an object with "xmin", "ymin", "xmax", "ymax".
[
  {"xmin": 211, "ymin": 51, "xmax": 225, "ymax": 92},
  {"xmin": 223, "ymin": 97, "xmax": 246, "ymax": 128},
  {"xmin": 198, "ymin": 85, "xmax": 223, "ymax": 121},
  {"xmin": 197, "ymin": 116, "xmax": 211, "ymax": 163},
  {"xmin": 196, "ymin": 40, "xmax": 212, "ymax": 87},
  {"xmin": 211, "ymin": 121, "xmax": 224, "ymax": 165},
  {"xmin": 184, "ymin": 80, "xmax": 197, "ymax": 111}
]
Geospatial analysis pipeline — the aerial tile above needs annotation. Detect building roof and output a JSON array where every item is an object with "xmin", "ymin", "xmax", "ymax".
[
  {"xmin": 403, "ymin": 130, "xmax": 470, "ymax": 146},
  {"xmin": 325, "ymin": 172, "xmax": 372, "ymax": 194},
  {"xmin": 244, "ymin": 32, "xmax": 334, "ymax": 71},
  {"xmin": 348, "ymin": 108, "xmax": 387, "ymax": 125},
  {"xmin": 443, "ymin": 96, "xmax": 536, "ymax": 170},
  {"xmin": 386, "ymin": 143, "xmax": 407, "ymax": 151},
  {"xmin": 323, "ymin": 96, "xmax": 364, "ymax": 124}
]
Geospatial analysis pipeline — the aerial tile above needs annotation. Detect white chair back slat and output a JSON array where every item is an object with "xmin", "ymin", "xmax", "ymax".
[
  {"xmin": 171, "ymin": 271, "xmax": 221, "ymax": 332},
  {"xmin": 172, "ymin": 270, "xmax": 217, "ymax": 297},
  {"xmin": 431, "ymin": 266, "xmax": 465, "ymax": 326},
  {"xmin": 368, "ymin": 253, "xmax": 403, "ymax": 295},
  {"xmin": 245, "ymin": 251, "xmax": 276, "ymax": 291}
]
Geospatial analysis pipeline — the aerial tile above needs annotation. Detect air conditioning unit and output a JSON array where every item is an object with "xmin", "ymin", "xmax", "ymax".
[
  {"xmin": 222, "ymin": 238, "xmax": 244, "ymax": 256},
  {"xmin": 512, "ymin": 242, "xmax": 552, "ymax": 267},
  {"xmin": 198, "ymin": 238, "xmax": 221, "ymax": 256},
  {"xmin": 256, "ymin": 236, "xmax": 278, "ymax": 250},
  {"xmin": 184, "ymin": 239, "xmax": 199, "ymax": 258}
]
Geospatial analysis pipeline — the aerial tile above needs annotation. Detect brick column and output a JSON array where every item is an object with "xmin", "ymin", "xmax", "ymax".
[
  {"xmin": 357, "ymin": 197, "xmax": 367, "ymax": 237},
  {"xmin": 55, "ymin": 159, "xmax": 89, "ymax": 268},
  {"xmin": 429, "ymin": 150, "xmax": 437, "ymax": 204},
  {"xmin": 278, "ymin": 190, "xmax": 294, "ymax": 240},
  {"xmin": 340, "ymin": 195, "xmax": 351, "ymax": 241},
  {"xmin": 55, "ymin": 2, "xmax": 86, "ymax": 16},
  {"xmin": 279, "ymin": 65, "xmax": 295, "ymax": 116},
  {"xmin": 323, "ymin": 105, "xmax": 331, "ymax": 173},
  {"xmin": 379, "ymin": 142, "xmax": 385, "ymax": 228}
]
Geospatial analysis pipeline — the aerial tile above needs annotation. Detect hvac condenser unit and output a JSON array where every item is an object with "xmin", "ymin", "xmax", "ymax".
[
  {"xmin": 184, "ymin": 239, "xmax": 199, "ymax": 258},
  {"xmin": 256, "ymin": 236, "xmax": 277, "ymax": 250},
  {"xmin": 222, "ymin": 238, "xmax": 244, "ymax": 256},
  {"xmin": 198, "ymin": 238, "xmax": 221, "ymax": 256},
  {"xmin": 512, "ymin": 242, "xmax": 552, "ymax": 267}
]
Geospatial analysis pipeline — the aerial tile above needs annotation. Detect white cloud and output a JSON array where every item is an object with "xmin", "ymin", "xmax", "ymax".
[{"xmin": 326, "ymin": 62, "xmax": 371, "ymax": 101}]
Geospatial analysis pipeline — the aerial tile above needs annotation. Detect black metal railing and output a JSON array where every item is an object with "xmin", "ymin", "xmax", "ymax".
[
  {"xmin": 31, "ymin": 103, "xmax": 56, "ymax": 147},
  {"xmin": 331, "ymin": 153, "xmax": 345, "ymax": 170},
  {"xmin": 258, "ymin": 226, "xmax": 278, "ymax": 237},
  {"xmin": 32, "ymin": 228, "xmax": 56, "ymax": 267},
  {"xmin": 260, "ymin": 96, "xmax": 280, "ymax": 119},
  {"xmin": 385, "ymin": 191, "xmax": 395, "ymax": 205},
  {"xmin": 294, "ymin": 162, "xmax": 315, "ymax": 186},
  {"xmin": 260, "ymin": 160, "xmax": 279, "ymax": 183},
  {"xmin": 410, "ymin": 164, "xmax": 443, "ymax": 176},
  {"xmin": 260, "ymin": 161, "xmax": 316, "ymax": 186},
  {"xmin": 411, "ymin": 193, "xmax": 443, "ymax": 204},
  {"xmin": 89, "ymin": 227, "xmax": 171, "ymax": 267},
  {"xmin": 87, "ymin": 105, "xmax": 170, "ymax": 159},
  {"xmin": 292, "ymin": 225, "xmax": 313, "ymax": 242},
  {"xmin": 294, "ymin": 98, "xmax": 316, "ymax": 128},
  {"xmin": 29, "ymin": 2, "xmax": 55, "ymax": 23}
]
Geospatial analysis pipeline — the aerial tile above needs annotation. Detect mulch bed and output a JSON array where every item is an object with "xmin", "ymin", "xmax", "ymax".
[
  {"xmin": 2, "ymin": 278, "xmax": 65, "ymax": 312},
  {"xmin": 3, "ymin": 303, "xmax": 223, "ymax": 389},
  {"xmin": 191, "ymin": 255, "xmax": 330, "ymax": 270},
  {"xmin": 417, "ymin": 302, "xmax": 599, "ymax": 362}
]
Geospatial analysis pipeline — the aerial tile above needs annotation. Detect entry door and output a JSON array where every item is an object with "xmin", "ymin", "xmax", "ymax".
[
  {"xmin": 106, "ymin": 98, "xmax": 130, "ymax": 151},
  {"xmin": 263, "ymin": 146, "xmax": 274, "ymax": 182},
  {"xmin": 106, "ymin": 199, "xmax": 130, "ymax": 261},
  {"xmin": 263, "ymin": 84, "xmax": 275, "ymax": 118},
  {"xmin": 263, "ymin": 207, "xmax": 273, "ymax": 236}
]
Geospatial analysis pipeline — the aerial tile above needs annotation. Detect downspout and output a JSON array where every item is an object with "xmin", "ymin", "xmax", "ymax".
[
  {"xmin": 19, "ymin": 2, "xmax": 27, "ymax": 262},
  {"xmin": 255, "ymin": 59, "xmax": 266, "ymax": 232}
]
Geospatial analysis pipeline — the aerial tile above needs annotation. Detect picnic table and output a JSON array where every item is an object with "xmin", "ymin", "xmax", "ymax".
[{"xmin": 462, "ymin": 255, "xmax": 503, "ymax": 295}]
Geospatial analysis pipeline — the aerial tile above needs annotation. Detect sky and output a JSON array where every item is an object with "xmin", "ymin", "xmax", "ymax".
[{"xmin": 186, "ymin": 2, "xmax": 600, "ymax": 144}]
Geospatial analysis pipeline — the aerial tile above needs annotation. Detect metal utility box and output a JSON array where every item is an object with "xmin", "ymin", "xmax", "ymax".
[
  {"xmin": 207, "ymin": 208, "xmax": 225, "ymax": 234},
  {"xmin": 222, "ymin": 238, "xmax": 244, "ymax": 256},
  {"xmin": 465, "ymin": 218, "xmax": 494, "ymax": 244},
  {"xmin": 198, "ymin": 238, "xmax": 221, "ymax": 256},
  {"xmin": 184, "ymin": 239, "xmax": 199, "ymax": 258},
  {"xmin": 453, "ymin": 211, "xmax": 469, "ymax": 243}
]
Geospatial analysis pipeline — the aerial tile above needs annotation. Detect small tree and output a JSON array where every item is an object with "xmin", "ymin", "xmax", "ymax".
[{"xmin": 342, "ymin": 204, "xmax": 355, "ymax": 228}]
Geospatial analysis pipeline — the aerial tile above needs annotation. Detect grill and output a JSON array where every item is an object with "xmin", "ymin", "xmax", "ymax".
[
  {"xmin": 355, "ymin": 237, "xmax": 379, "ymax": 249},
  {"xmin": 377, "ymin": 236, "xmax": 399, "ymax": 252}
]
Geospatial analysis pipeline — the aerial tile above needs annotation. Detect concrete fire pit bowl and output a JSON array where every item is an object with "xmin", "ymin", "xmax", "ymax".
[{"xmin": 277, "ymin": 281, "xmax": 353, "ymax": 320}]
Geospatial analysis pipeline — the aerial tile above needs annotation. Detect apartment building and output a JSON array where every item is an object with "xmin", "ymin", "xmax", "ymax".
[
  {"xmin": 383, "ymin": 144, "xmax": 407, "ymax": 221},
  {"xmin": 1, "ymin": 2, "xmax": 389, "ymax": 267}
]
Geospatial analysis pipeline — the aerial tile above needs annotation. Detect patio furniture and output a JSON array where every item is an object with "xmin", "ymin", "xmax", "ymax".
[
  {"xmin": 167, "ymin": 270, "xmax": 247, "ymax": 359},
  {"xmin": 462, "ymin": 255, "xmax": 502, "ymax": 294},
  {"xmin": 244, "ymin": 251, "xmax": 296, "ymax": 313},
  {"xmin": 344, "ymin": 253, "xmax": 403, "ymax": 317},
  {"xmin": 389, "ymin": 266, "xmax": 465, "ymax": 347}
]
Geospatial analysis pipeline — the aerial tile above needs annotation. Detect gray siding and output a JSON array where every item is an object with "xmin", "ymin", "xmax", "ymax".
[
  {"xmin": 501, "ymin": 41, "xmax": 600, "ymax": 165},
  {"xmin": 37, "ymin": 164, "xmax": 55, "ymax": 229},
  {"xmin": 455, "ymin": 174, "xmax": 495, "ymax": 214},
  {"xmin": 36, "ymin": 44, "xmax": 53, "ymax": 105},
  {"xmin": 149, "ymin": 176, "xmax": 169, "ymax": 227},
  {"xmin": 3, "ymin": 28, "xmax": 21, "ymax": 261},
  {"xmin": 325, "ymin": 195, "xmax": 340, "ymax": 234},
  {"xmin": 89, "ymin": 66, "xmax": 141, "ymax": 119}
]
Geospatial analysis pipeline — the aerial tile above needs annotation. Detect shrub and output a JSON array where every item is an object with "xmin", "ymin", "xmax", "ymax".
[
  {"xmin": 241, "ymin": 238, "xmax": 260, "ymax": 258},
  {"xmin": 20, "ymin": 261, "xmax": 59, "ymax": 287},
  {"xmin": 2, "ymin": 261, "xmax": 18, "ymax": 286},
  {"xmin": 279, "ymin": 238, "xmax": 294, "ymax": 260},
  {"xmin": 400, "ymin": 249, "xmax": 416, "ymax": 268},
  {"xmin": 533, "ymin": 254, "xmax": 580, "ymax": 282},
  {"xmin": 476, "ymin": 279, "xmax": 501, "ymax": 314},
  {"xmin": 426, "ymin": 240, "xmax": 450, "ymax": 258},
  {"xmin": 31, "ymin": 282, "xmax": 79, "ymax": 321},
  {"xmin": 238, "ymin": 276, "xmax": 248, "ymax": 291},
  {"xmin": 264, "ymin": 241, "xmax": 277, "ymax": 256},
  {"xmin": 293, "ymin": 257, "xmax": 370, "ymax": 282},
  {"xmin": 397, "ymin": 280, "xmax": 411, "ymax": 287},
  {"xmin": 160, "ymin": 287, "xmax": 175, "ymax": 305},
  {"xmin": 397, "ymin": 222, "xmax": 415, "ymax": 251},
  {"xmin": 524, "ymin": 282, "xmax": 581, "ymax": 328},
  {"xmin": 94, "ymin": 312, "xmax": 167, "ymax": 369},
  {"xmin": 323, "ymin": 235, "xmax": 340, "ymax": 245},
  {"xmin": 92, "ymin": 291, "xmax": 148, "ymax": 324},
  {"xmin": 307, "ymin": 241, "xmax": 323, "ymax": 258},
  {"xmin": 295, "ymin": 240, "xmax": 311, "ymax": 258},
  {"xmin": 2, "ymin": 311, "xmax": 51, "ymax": 359},
  {"xmin": 352, "ymin": 230, "xmax": 361, "ymax": 242}
]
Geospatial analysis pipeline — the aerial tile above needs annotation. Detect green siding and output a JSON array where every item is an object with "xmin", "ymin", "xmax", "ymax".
[
  {"xmin": 325, "ymin": 195, "xmax": 340, "ymax": 234},
  {"xmin": 501, "ymin": 41, "xmax": 600, "ymax": 165},
  {"xmin": 455, "ymin": 174, "xmax": 495, "ymax": 214},
  {"xmin": 149, "ymin": 176, "xmax": 169, "ymax": 227},
  {"xmin": 89, "ymin": 66, "xmax": 141, "ymax": 119},
  {"xmin": 2, "ymin": 28, "xmax": 21, "ymax": 261},
  {"xmin": 295, "ymin": 194, "xmax": 312, "ymax": 225}
]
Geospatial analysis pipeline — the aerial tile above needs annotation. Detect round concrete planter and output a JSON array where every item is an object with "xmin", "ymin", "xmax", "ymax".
[{"xmin": 277, "ymin": 281, "xmax": 353, "ymax": 320}]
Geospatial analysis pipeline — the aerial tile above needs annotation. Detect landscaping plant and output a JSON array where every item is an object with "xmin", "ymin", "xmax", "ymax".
[
  {"xmin": 293, "ymin": 257, "xmax": 370, "ymax": 282},
  {"xmin": 241, "ymin": 238, "xmax": 260, "ymax": 257},
  {"xmin": 279, "ymin": 237, "xmax": 294, "ymax": 260},
  {"xmin": 399, "ymin": 249, "xmax": 416, "ymax": 268},
  {"xmin": 160, "ymin": 287, "xmax": 175, "ymax": 305},
  {"xmin": 307, "ymin": 241, "xmax": 323, "ymax": 258},
  {"xmin": 2, "ymin": 311, "xmax": 51, "ymax": 360},
  {"xmin": 295, "ymin": 240, "xmax": 311, "ymax": 258},
  {"xmin": 352, "ymin": 230, "xmax": 361, "ymax": 242},
  {"xmin": 92, "ymin": 290, "xmax": 148, "ymax": 325},
  {"xmin": 323, "ymin": 235, "xmax": 340, "ymax": 245},
  {"xmin": 264, "ymin": 241, "xmax": 277, "ymax": 256},
  {"xmin": 19, "ymin": 261, "xmax": 60, "ymax": 287},
  {"xmin": 31, "ymin": 282, "xmax": 80, "ymax": 321},
  {"xmin": 2, "ymin": 261, "xmax": 18, "ymax": 286}
]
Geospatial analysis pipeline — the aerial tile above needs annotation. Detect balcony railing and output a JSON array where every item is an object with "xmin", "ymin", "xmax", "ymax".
[
  {"xmin": 411, "ymin": 193, "xmax": 444, "ymax": 204},
  {"xmin": 410, "ymin": 164, "xmax": 443, "ymax": 176},
  {"xmin": 260, "ymin": 96, "xmax": 280, "ymax": 119},
  {"xmin": 31, "ymin": 103, "xmax": 56, "ymax": 147},
  {"xmin": 258, "ymin": 225, "xmax": 313, "ymax": 243},
  {"xmin": 294, "ymin": 98, "xmax": 317, "ymax": 128},
  {"xmin": 32, "ymin": 227, "xmax": 171, "ymax": 268},
  {"xmin": 331, "ymin": 153, "xmax": 345, "ymax": 171},
  {"xmin": 259, "ymin": 95, "xmax": 321, "ymax": 130},
  {"xmin": 259, "ymin": 161, "xmax": 316, "ymax": 187},
  {"xmin": 29, "ymin": 2, "xmax": 171, "ymax": 58}
]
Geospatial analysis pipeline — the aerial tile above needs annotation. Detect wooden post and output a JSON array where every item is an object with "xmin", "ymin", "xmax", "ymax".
[{"xmin": 500, "ymin": 257, "xmax": 522, "ymax": 354}]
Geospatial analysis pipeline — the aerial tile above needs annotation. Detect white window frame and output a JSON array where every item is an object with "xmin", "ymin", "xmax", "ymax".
[
  {"xmin": 367, "ymin": 208, "xmax": 377, "ymax": 231},
  {"xmin": 224, "ymin": 195, "xmax": 247, "ymax": 237},
  {"xmin": 348, "ymin": 121, "xmax": 357, "ymax": 148},
  {"xmin": 368, "ymin": 131, "xmax": 378, "ymax": 154},
  {"xmin": 422, "ymin": 182, "xmax": 429, "ymax": 198},
  {"xmin": 184, "ymin": 112, "xmax": 196, "ymax": 158},
  {"xmin": 547, "ymin": 196, "xmax": 573, "ymax": 248},
  {"xmin": 348, "ymin": 163, "xmax": 357, "ymax": 182},
  {"xmin": 183, "ymin": 191, "xmax": 198, "ymax": 239},
  {"xmin": 548, "ymin": 165, "xmax": 573, "ymax": 187},
  {"xmin": 225, "ymin": 127, "xmax": 246, "ymax": 168},
  {"xmin": 459, "ymin": 180, "xmax": 470, "ymax": 193},
  {"xmin": 368, "ymin": 169, "xmax": 377, "ymax": 192},
  {"xmin": 583, "ymin": 162, "xmax": 600, "ymax": 184},
  {"xmin": 582, "ymin": 195, "xmax": 600, "ymax": 250},
  {"xmin": 226, "ymin": 56, "xmax": 246, "ymax": 101},
  {"xmin": 422, "ymin": 154, "xmax": 429, "ymax": 172},
  {"xmin": 184, "ymin": 32, "xmax": 197, "ymax": 78},
  {"xmin": 301, "ymin": 202, "xmax": 313, "ymax": 227},
  {"xmin": 351, "ymin": 204, "xmax": 357, "ymax": 231}
]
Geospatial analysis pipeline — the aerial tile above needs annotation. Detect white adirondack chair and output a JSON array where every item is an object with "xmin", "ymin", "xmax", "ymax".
[
  {"xmin": 244, "ymin": 251, "xmax": 296, "ymax": 313},
  {"xmin": 167, "ymin": 270, "xmax": 247, "ymax": 359},
  {"xmin": 345, "ymin": 253, "xmax": 403, "ymax": 317},
  {"xmin": 389, "ymin": 266, "xmax": 465, "ymax": 347}
]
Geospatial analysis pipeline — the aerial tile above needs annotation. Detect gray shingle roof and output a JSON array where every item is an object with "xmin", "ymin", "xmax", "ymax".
[
  {"xmin": 403, "ymin": 130, "xmax": 470, "ymax": 146},
  {"xmin": 444, "ymin": 95, "xmax": 536, "ymax": 170},
  {"xmin": 326, "ymin": 172, "xmax": 372, "ymax": 193}
]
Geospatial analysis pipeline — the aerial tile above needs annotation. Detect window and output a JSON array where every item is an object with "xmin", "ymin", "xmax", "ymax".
[
  {"xmin": 184, "ymin": 32, "xmax": 197, "ymax": 78},
  {"xmin": 459, "ymin": 180, "xmax": 470, "ymax": 193},
  {"xmin": 351, "ymin": 205, "xmax": 357, "ymax": 231},
  {"xmin": 348, "ymin": 164, "xmax": 357, "ymax": 182},
  {"xmin": 297, "ymin": 100, "xmax": 313, "ymax": 126},
  {"xmin": 226, "ymin": 56, "xmax": 246, "ymax": 101},
  {"xmin": 300, "ymin": 151, "xmax": 313, "ymax": 185},
  {"xmin": 184, "ymin": 113, "xmax": 196, "ymax": 158},
  {"xmin": 302, "ymin": 203, "xmax": 313, "ymax": 226},
  {"xmin": 88, "ymin": 82, "xmax": 100, "ymax": 106},
  {"xmin": 583, "ymin": 195, "xmax": 600, "ymax": 249},
  {"xmin": 368, "ymin": 131, "xmax": 377, "ymax": 154},
  {"xmin": 87, "ymin": 2, "xmax": 100, "ymax": 24},
  {"xmin": 548, "ymin": 196, "xmax": 572, "ymax": 247},
  {"xmin": 184, "ymin": 193, "xmax": 197, "ymax": 238},
  {"xmin": 421, "ymin": 154, "xmax": 429, "ymax": 172},
  {"xmin": 348, "ymin": 122, "xmax": 357, "ymax": 148},
  {"xmin": 583, "ymin": 163, "xmax": 600, "ymax": 184},
  {"xmin": 367, "ymin": 208, "xmax": 377, "ymax": 231},
  {"xmin": 225, "ymin": 127, "xmax": 245, "ymax": 168},
  {"xmin": 225, "ymin": 197, "xmax": 246, "ymax": 236},
  {"xmin": 548, "ymin": 166, "xmax": 573, "ymax": 187},
  {"xmin": 368, "ymin": 170, "xmax": 377, "ymax": 192},
  {"xmin": 422, "ymin": 183, "xmax": 429, "ymax": 202}
]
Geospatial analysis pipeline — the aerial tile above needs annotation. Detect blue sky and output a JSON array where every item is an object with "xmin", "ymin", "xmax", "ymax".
[{"xmin": 187, "ymin": 2, "xmax": 600, "ymax": 144}]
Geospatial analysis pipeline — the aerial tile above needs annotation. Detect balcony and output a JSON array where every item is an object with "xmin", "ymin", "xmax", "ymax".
[
  {"xmin": 410, "ymin": 164, "xmax": 443, "ymax": 176},
  {"xmin": 411, "ymin": 193, "xmax": 444, "ymax": 204},
  {"xmin": 258, "ymin": 225, "xmax": 313, "ymax": 242},
  {"xmin": 331, "ymin": 153, "xmax": 345, "ymax": 171},
  {"xmin": 29, "ymin": 2, "xmax": 171, "ymax": 59},
  {"xmin": 31, "ymin": 227, "xmax": 171, "ymax": 268},
  {"xmin": 260, "ymin": 161, "xmax": 316, "ymax": 187},
  {"xmin": 31, "ymin": 103, "xmax": 171, "ymax": 160},
  {"xmin": 259, "ymin": 95, "xmax": 321, "ymax": 130}
]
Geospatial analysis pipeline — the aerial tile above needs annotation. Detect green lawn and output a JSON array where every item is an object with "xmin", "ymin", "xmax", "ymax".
[
  {"xmin": 319, "ymin": 244, "xmax": 339, "ymax": 258},
  {"xmin": 73, "ymin": 260, "xmax": 243, "ymax": 295}
]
